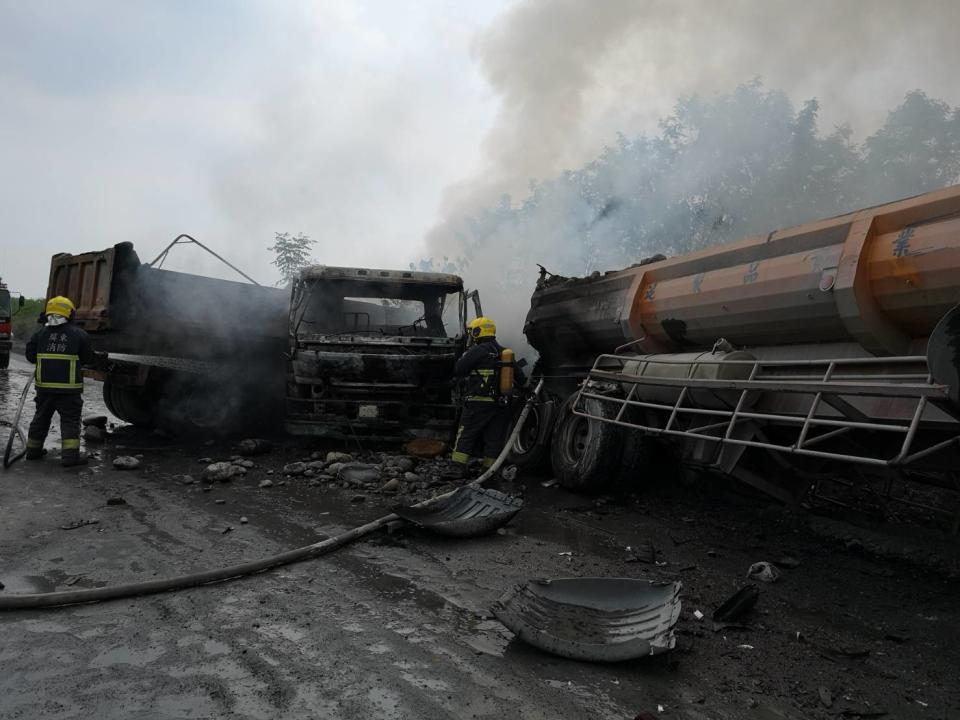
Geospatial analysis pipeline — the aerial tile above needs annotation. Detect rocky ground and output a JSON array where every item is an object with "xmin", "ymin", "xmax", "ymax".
[{"xmin": 1, "ymin": 355, "xmax": 959, "ymax": 719}]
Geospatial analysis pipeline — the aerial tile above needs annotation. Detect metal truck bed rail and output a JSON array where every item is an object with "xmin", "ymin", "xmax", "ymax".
[{"xmin": 574, "ymin": 354, "xmax": 960, "ymax": 468}]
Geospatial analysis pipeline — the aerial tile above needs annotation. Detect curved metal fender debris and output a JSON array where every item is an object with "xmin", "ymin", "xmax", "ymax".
[
  {"xmin": 0, "ymin": 381, "xmax": 543, "ymax": 610},
  {"xmin": 491, "ymin": 577, "xmax": 682, "ymax": 662},
  {"xmin": 392, "ymin": 486, "xmax": 523, "ymax": 538}
]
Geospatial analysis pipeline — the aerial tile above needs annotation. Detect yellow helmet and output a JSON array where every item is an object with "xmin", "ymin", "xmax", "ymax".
[
  {"xmin": 45, "ymin": 296, "xmax": 76, "ymax": 319},
  {"xmin": 467, "ymin": 316, "xmax": 496, "ymax": 339}
]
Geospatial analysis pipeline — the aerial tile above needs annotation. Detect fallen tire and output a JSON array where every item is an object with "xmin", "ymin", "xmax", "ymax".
[{"xmin": 550, "ymin": 393, "xmax": 624, "ymax": 492}]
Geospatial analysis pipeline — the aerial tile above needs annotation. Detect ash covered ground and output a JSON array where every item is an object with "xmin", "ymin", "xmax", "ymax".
[{"xmin": 1, "ymin": 356, "xmax": 958, "ymax": 720}]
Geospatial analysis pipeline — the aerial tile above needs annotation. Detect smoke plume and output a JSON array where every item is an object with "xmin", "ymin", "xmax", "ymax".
[{"xmin": 426, "ymin": 0, "xmax": 960, "ymax": 355}]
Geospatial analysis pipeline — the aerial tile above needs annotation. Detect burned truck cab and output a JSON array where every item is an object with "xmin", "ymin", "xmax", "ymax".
[{"xmin": 285, "ymin": 266, "xmax": 468, "ymax": 441}]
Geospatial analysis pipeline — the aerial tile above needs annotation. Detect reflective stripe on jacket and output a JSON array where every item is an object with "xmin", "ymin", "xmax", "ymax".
[{"xmin": 26, "ymin": 323, "xmax": 94, "ymax": 394}]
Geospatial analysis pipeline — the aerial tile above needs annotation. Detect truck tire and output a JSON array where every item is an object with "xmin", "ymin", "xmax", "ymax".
[
  {"xmin": 0, "ymin": 352, "xmax": 8, "ymax": 369},
  {"xmin": 103, "ymin": 380, "xmax": 155, "ymax": 427},
  {"xmin": 550, "ymin": 394, "xmax": 624, "ymax": 493},
  {"xmin": 507, "ymin": 395, "xmax": 558, "ymax": 472}
]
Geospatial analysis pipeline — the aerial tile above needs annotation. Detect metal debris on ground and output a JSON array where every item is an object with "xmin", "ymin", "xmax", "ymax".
[
  {"xmin": 393, "ymin": 486, "xmax": 523, "ymax": 538},
  {"xmin": 60, "ymin": 519, "xmax": 99, "ymax": 530},
  {"xmin": 746, "ymin": 561, "xmax": 782, "ymax": 582},
  {"xmin": 491, "ymin": 577, "xmax": 682, "ymax": 662},
  {"xmin": 713, "ymin": 585, "xmax": 760, "ymax": 625}
]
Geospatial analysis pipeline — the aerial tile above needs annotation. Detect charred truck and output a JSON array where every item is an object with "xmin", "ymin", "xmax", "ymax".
[
  {"xmin": 285, "ymin": 265, "xmax": 470, "ymax": 441},
  {"xmin": 0, "ymin": 279, "xmax": 14, "ymax": 369},
  {"xmin": 44, "ymin": 240, "xmax": 476, "ymax": 440},
  {"xmin": 514, "ymin": 185, "xmax": 960, "ymax": 510}
]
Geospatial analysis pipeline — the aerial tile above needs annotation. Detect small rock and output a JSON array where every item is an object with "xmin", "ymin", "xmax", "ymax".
[
  {"xmin": 304, "ymin": 468, "xmax": 315, "ymax": 477},
  {"xmin": 221, "ymin": 526, "xmax": 233, "ymax": 534},
  {"xmin": 236, "ymin": 460, "xmax": 255, "ymax": 469},
  {"xmin": 203, "ymin": 462, "xmax": 246, "ymax": 482},
  {"xmin": 403, "ymin": 472, "xmax": 420, "ymax": 483},
  {"xmin": 326, "ymin": 451, "xmax": 353, "ymax": 464},
  {"xmin": 350, "ymin": 494, "xmax": 366, "ymax": 503},
  {"xmin": 283, "ymin": 462, "xmax": 307, "ymax": 476},
  {"xmin": 327, "ymin": 462, "xmax": 345, "ymax": 475},
  {"xmin": 339, "ymin": 463, "xmax": 381, "ymax": 486},
  {"xmin": 307, "ymin": 460, "xmax": 326, "ymax": 470},
  {"xmin": 776, "ymin": 555, "xmax": 801, "ymax": 569},
  {"xmin": 198, "ymin": 457, "xmax": 213, "ymax": 464},
  {"xmin": 106, "ymin": 496, "xmax": 126, "ymax": 506},
  {"xmin": 215, "ymin": 499, "xmax": 226, "ymax": 505},
  {"xmin": 238, "ymin": 438, "xmax": 272, "ymax": 456},
  {"xmin": 240, "ymin": 516, "xmax": 249, "ymax": 524},
  {"xmin": 381, "ymin": 478, "xmax": 401, "ymax": 493},
  {"xmin": 112, "ymin": 456, "xmax": 140, "ymax": 470},
  {"xmin": 389, "ymin": 457, "xmax": 415, "ymax": 473},
  {"xmin": 82, "ymin": 415, "xmax": 108, "ymax": 428},
  {"xmin": 266, "ymin": 469, "xmax": 275, "ymax": 475},
  {"xmin": 176, "ymin": 475, "xmax": 196, "ymax": 485},
  {"xmin": 817, "ymin": 686, "xmax": 833, "ymax": 708},
  {"xmin": 82, "ymin": 426, "xmax": 105, "ymax": 442},
  {"xmin": 746, "ymin": 561, "xmax": 781, "ymax": 583},
  {"xmin": 310, "ymin": 451, "xmax": 325, "ymax": 460},
  {"xmin": 258, "ymin": 479, "xmax": 274, "ymax": 489}
]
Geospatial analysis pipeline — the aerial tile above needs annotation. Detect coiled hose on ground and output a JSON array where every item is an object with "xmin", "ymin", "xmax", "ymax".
[{"xmin": 0, "ymin": 381, "xmax": 543, "ymax": 610}]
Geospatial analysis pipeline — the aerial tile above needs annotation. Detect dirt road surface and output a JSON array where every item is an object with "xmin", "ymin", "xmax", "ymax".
[{"xmin": 1, "ymin": 356, "xmax": 958, "ymax": 719}]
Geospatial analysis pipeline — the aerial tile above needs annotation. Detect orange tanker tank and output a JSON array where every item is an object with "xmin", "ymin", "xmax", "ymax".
[{"xmin": 520, "ymin": 185, "xmax": 960, "ymax": 504}]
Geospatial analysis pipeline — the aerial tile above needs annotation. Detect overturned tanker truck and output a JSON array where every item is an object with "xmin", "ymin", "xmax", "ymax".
[
  {"xmin": 514, "ymin": 185, "xmax": 960, "ymax": 508},
  {"xmin": 45, "ymin": 238, "xmax": 475, "ymax": 440}
]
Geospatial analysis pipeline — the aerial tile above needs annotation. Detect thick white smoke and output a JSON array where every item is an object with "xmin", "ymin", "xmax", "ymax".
[{"xmin": 426, "ymin": 0, "xmax": 960, "ymax": 354}]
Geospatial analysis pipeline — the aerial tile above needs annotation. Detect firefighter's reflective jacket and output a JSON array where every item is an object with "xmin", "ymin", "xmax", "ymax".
[
  {"xmin": 25, "ymin": 323, "xmax": 95, "ymax": 393},
  {"xmin": 454, "ymin": 337, "xmax": 525, "ymax": 401}
]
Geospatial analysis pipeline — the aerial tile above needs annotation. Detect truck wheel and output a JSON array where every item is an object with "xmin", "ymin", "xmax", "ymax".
[
  {"xmin": 104, "ymin": 380, "xmax": 155, "ymax": 427},
  {"xmin": 550, "ymin": 394, "xmax": 624, "ymax": 493},
  {"xmin": 0, "ymin": 353, "xmax": 8, "ymax": 369},
  {"xmin": 507, "ymin": 395, "xmax": 558, "ymax": 471}
]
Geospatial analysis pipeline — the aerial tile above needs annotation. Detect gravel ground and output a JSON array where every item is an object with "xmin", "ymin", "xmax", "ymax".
[{"xmin": 1, "ymin": 356, "xmax": 958, "ymax": 719}]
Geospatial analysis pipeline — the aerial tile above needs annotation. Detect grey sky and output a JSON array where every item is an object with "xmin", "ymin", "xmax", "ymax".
[{"xmin": 4, "ymin": 1, "xmax": 960, "ymax": 299}]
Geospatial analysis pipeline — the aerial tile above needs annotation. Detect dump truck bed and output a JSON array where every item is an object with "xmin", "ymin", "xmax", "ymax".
[{"xmin": 46, "ymin": 242, "xmax": 288, "ymax": 360}]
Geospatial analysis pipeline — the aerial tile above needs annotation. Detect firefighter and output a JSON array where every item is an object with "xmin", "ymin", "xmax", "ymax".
[
  {"xmin": 24, "ymin": 296, "xmax": 98, "ymax": 467},
  {"xmin": 450, "ymin": 316, "xmax": 525, "ymax": 478}
]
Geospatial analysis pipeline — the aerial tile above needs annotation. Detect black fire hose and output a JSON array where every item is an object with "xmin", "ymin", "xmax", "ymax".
[
  {"xmin": 2, "ymin": 375, "xmax": 33, "ymax": 469},
  {"xmin": 0, "ymin": 381, "xmax": 543, "ymax": 610}
]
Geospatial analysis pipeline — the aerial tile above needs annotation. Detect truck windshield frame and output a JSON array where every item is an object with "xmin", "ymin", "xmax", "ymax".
[{"xmin": 291, "ymin": 278, "xmax": 465, "ymax": 340}]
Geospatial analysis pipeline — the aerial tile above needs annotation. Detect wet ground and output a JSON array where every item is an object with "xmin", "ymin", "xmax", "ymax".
[{"xmin": 1, "ymin": 354, "xmax": 959, "ymax": 719}]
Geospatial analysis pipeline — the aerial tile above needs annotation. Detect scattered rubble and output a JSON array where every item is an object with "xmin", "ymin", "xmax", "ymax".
[
  {"xmin": 112, "ymin": 456, "xmax": 140, "ymax": 470},
  {"xmin": 283, "ymin": 462, "xmax": 306, "ymax": 475},
  {"xmin": 339, "ymin": 463, "xmax": 381, "ymax": 486},
  {"xmin": 202, "ymin": 462, "xmax": 246, "ymax": 482},
  {"xmin": 258, "ymin": 479, "xmax": 274, "ymax": 489},
  {"xmin": 82, "ymin": 425, "xmax": 105, "ymax": 442},
  {"xmin": 746, "ymin": 561, "xmax": 781, "ymax": 583},
  {"xmin": 237, "ymin": 438, "xmax": 272, "ymax": 456}
]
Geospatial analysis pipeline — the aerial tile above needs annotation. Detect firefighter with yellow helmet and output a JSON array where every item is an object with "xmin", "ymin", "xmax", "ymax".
[
  {"xmin": 450, "ymin": 316, "xmax": 525, "ymax": 478},
  {"xmin": 24, "ymin": 296, "xmax": 98, "ymax": 466}
]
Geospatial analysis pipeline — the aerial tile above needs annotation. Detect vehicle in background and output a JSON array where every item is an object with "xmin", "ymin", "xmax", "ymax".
[
  {"xmin": 0, "ymin": 279, "xmax": 12, "ymax": 369},
  {"xmin": 513, "ymin": 184, "xmax": 960, "ymax": 512},
  {"xmin": 286, "ymin": 266, "xmax": 472, "ymax": 441}
]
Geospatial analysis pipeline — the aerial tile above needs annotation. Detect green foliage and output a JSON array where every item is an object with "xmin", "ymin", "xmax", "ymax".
[
  {"xmin": 10, "ymin": 298, "xmax": 44, "ymax": 343},
  {"xmin": 268, "ymin": 232, "xmax": 315, "ymax": 286}
]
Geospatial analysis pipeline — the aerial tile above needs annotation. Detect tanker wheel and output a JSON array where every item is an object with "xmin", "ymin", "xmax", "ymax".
[
  {"xmin": 154, "ymin": 374, "xmax": 237, "ymax": 436},
  {"xmin": 507, "ymin": 392, "xmax": 558, "ymax": 472},
  {"xmin": 103, "ymin": 380, "xmax": 155, "ymax": 427},
  {"xmin": 0, "ymin": 352, "xmax": 8, "ymax": 369},
  {"xmin": 550, "ymin": 394, "xmax": 623, "ymax": 493}
]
